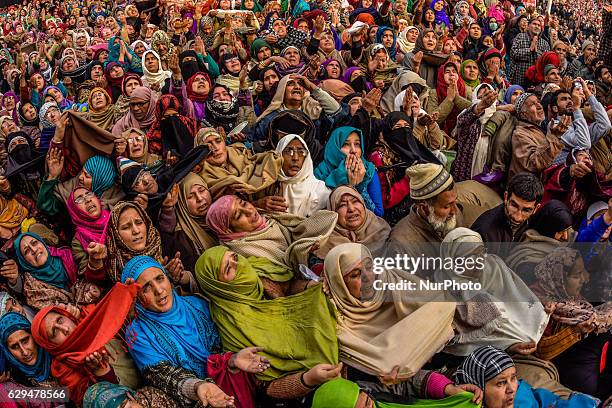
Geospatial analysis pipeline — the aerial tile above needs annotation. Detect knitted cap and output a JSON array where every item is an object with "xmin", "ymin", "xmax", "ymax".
[
  {"xmin": 543, "ymin": 64, "xmax": 557, "ymax": 76},
  {"xmin": 407, "ymin": 163, "xmax": 453, "ymax": 200},
  {"xmin": 581, "ymin": 40, "xmax": 594, "ymax": 52},
  {"xmin": 514, "ymin": 92, "xmax": 534, "ymax": 118},
  {"xmin": 454, "ymin": 346, "xmax": 515, "ymax": 389},
  {"xmin": 117, "ymin": 156, "xmax": 145, "ymax": 192}
]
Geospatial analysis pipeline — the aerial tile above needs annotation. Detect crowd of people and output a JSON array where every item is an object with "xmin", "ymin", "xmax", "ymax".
[{"xmin": 0, "ymin": 0, "xmax": 609, "ymax": 406}]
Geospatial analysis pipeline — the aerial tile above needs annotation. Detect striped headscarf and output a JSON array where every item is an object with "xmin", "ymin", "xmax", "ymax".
[{"xmin": 454, "ymin": 346, "xmax": 515, "ymax": 389}]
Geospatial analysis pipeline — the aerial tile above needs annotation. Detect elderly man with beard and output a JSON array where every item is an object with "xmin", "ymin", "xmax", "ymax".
[
  {"xmin": 508, "ymin": 92, "xmax": 564, "ymax": 181},
  {"xmin": 471, "ymin": 173, "xmax": 543, "ymax": 258},
  {"xmin": 387, "ymin": 163, "xmax": 463, "ymax": 278}
]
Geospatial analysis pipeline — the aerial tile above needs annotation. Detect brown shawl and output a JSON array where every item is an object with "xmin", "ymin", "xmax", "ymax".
[{"xmin": 175, "ymin": 173, "xmax": 217, "ymax": 253}]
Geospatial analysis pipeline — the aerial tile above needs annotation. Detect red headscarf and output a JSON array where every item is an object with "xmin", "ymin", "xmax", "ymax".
[
  {"xmin": 436, "ymin": 61, "xmax": 467, "ymax": 134},
  {"xmin": 121, "ymin": 74, "xmax": 143, "ymax": 96},
  {"xmin": 186, "ymin": 72, "xmax": 212, "ymax": 102},
  {"xmin": 525, "ymin": 51, "xmax": 561, "ymax": 85},
  {"xmin": 31, "ymin": 283, "xmax": 139, "ymax": 405}
]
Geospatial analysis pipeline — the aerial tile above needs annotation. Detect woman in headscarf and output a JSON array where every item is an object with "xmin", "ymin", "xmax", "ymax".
[
  {"xmin": 401, "ymin": 28, "xmax": 448, "ymax": 89},
  {"xmin": 186, "ymin": 72, "xmax": 212, "ymax": 124},
  {"xmin": 274, "ymin": 46, "xmax": 305, "ymax": 77},
  {"xmin": 105, "ymin": 201, "xmax": 162, "ymax": 283},
  {"xmin": 150, "ymin": 30, "xmax": 175, "ymax": 70},
  {"xmin": 205, "ymin": 84, "xmax": 241, "ymax": 133},
  {"xmin": 4, "ymin": 130, "xmax": 45, "ymax": 201},
  {"xmin": 531, "ymin": 247, "xmax": 612, "ymax": 399},
  {"xmin": 206, "ymin": 194, "xmax": 337, "ymax": 274},
  {"xmin": 85, "ymin": 88, "xmax": 117, "ymax": 132},
  {"xmin": 454, "ymin": 346, "xmax": 600, "ymax": 408},
  {"xmin": 165, "ymin": 172, "xmax": 217, "ymax": 272},
  {"xmin": 145, "ymin": 94, "xmax": 197, "ymax": 158},
  {"xmin": 436, "ymin": 228, "xmax": 549, "ymax": 356},
  {"xmin": 117, "ymin": 128, "xmax": 163, "ymax": 174},
  {"xmin": 83, "ymin": 381, "xmax": 180, "ymax": 408},
  {"xmin": 66, "ymin": 187, "xmax": 110, "ymax": 276},
  {"xmin": 131, "ymin": 40, "xmax": 150, "ymax": 59},
  {"xmin": 106, "ymin": 36, "xmax": 142, "ymax": 76},
  {"xmin": 0, "ymin": 312, "xmax": 56, "ymax": 388},
  {"xmin": 323, "ymin": 243, "xmax": 460, "ymax": 399},
  {"xmin": 179, "ymin": 50, "xmax": 208, "ymax": 83},
  {"xmin": 13, "ymin": 232, "xmax": 77, "ymax": 309},
  {"xmin": 316, "ymin": 186, "xmax": 391, "ymax": 259},
  {"xmin": 460, "ymin": 59, "xmax": 480, "ymax": 99},
  {"xmin": 359, "ymin": 44, "xmax": 400, "ymax": 91},
  {"xmin": 42, "ymin": 86, "xmax": 72, "ymax": 112},
  {"xmin": 376, "ymin": 26, "xmax": 398, "ymax": 61},
  {"xmin": 503, "ymin": 85, "xmax": 524, "ymax": 105},
  {"xmin": 436, "ymin": 61, "xmax": 470, "ymax": 136},
  {"xmin": 2, "ymin": 91, "xmax": 19, "ymax": 124},
  {"xmin": 121, "ymin": 255, "xmax": 267, "ymax": 408},
  {"xmin": 103, "ymin": 62, "xmax": 126, "ymax": 102},
  {"xmin": 141, "ymin": 50, "xmax": 172, "ymax": 94},
  {"xmin": 274, "ymin": 134, "xmax": 330, "ymax": 218},
  {"xmin": 368, "ymin": 110, "xmax": 442, "ymax": 225},
  {"xmin": 451, "ymin": 83, "xmax": 498, "ymax": 182},
  {"xmin": 506, "ymin": 200, "xmax": 574, "ymax": 285},
  {"xmin": 112, "ymin": 86, "xmax": 158, "ymax": 137},
  {"xmin": 396, "ymin": 26, "xmax": 419, "ymax": 57},
  {"xmin": 197, "ymin": 128, "xmax": 282, "ymax": 200},
  {"xmin": 460, "ymin": 22, "xmax": 485, "ymax": 62},
  {"xmin": 30, "ymin": 282, "xmax": 140, "ymax": 405},
  {"xmin": 114, "ymin": 74, "xmax": 143, "ymax": 121},
  {"xmin": 430, "ymin": 0, "xmax": 450, "ymax": 31},
  {"xmin": 17, "ymin": 102, "xmax": 41, "ymax": 143},
  {"xmin": 38, "ymin": 102, "xmax": 60, "ymax": 149},
  {"xmin": 453, "ymin": 0, "xmax": 474, "ymax": 28},
  {"xmin": 195, "ymin": 246, "xmax": 342, "ymax": 400},
  {"xmin": 314, "ymin": 126, "xmax": 383, "ymax": 217}
]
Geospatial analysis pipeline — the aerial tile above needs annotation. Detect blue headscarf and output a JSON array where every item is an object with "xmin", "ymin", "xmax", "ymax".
[
  {"xmin": 83, "ymin": 155, "xmax": 117, "ymax": 197},
  {"xmin": 314, "ymin": 126, "xmax": 376, "ymax": 190},
  {"xmin": 122, "ymin": 256, "xmax": 220, "ymax": 378},
  {"xmin": 376, "ymin": 26, "xmax": 397, "ymax": 59},
  {"xmin": 83, "ymin": 381, "xmax": 134, "ymax": 408},
  {"xmin": 0, "ymin": 312, "xmax": 51, "ymax": 382},
  {"xmin": 107, "ymin": 36, "xmax": 142, "ymax": 74},
  {"xmin": 14, "ymin": 232, "xmax": 71, "ymax": 290},
  {"xmin": 430, "ymin": 0, "xmax": 450, "ymax": 29},
  {"xmin": 504, "ymin": 84, "xmax": 525, "ymax": 105}
]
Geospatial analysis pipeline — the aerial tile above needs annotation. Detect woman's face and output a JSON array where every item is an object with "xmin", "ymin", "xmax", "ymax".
[
  {"xmin": 325, "ymin": 60, "xmax": 342, "ymax": 79},
  {"xmin": 19, "ymin": 235, "xmax": 48, "ymax": 267},
  {"xmin": 442, "ymin": 39, "xmax": 456, "ymax": 54},
  {"xmin": 4, "ymin": 95, "xmax": 15, "ymax": 110},
  {"xmin": 381, "ymin": 29, "xmax": 394, "ymax": 48},
  {"xmin": 257, "ymin": 46, "xmax": 271, "ymax": 61},
  {"xmin": 341, "ymin": 132, "xmax": 362, "ymax": 157},
  {"xmin": 336, "ymin": 193, "xmax": 366, "ymax": 230},
  {"xmin": 565, "ymin": 257, "xmax": 588, "ymax": 297},
  {"xmin": 76, "ymin": 35, "xmax": 87, "ymax": 47},
  {"xmin": 219, "ymin": 250, "xmax": 238, "ymax": 283},
  {"xmin": 362, "ymin": 0, "xmax": 372, "ymax": 7},
  {"xmin": 204, "ymin": 133, "xmax": 228, "ymax": 166},
  {"xmin": 422, "ymin": 31, "xmax": 437, "ymax": 50},
  {"xmin": 77, "ymin": 167, "xmax": 93, "ymax": 190},
  {"xmin": 90, "ymin": 90, "xmax": 107, "ymax": 110},
  {"xmin": 263, "ymin": 69, "xmax": 279, "ymax": 91},
  {"xmin": 43, "ymin": 311, "xmax": 76, "ymax": 346},
  {"xmin": 342, "ymin": 258, "xmax": 375, "ymax": 300},
  {"xmin": 519, "ymin": 18, "xmax": 528, "ymax": 31},
  {"xmin": 469, "ymin": 23, "xmax": 482, "ymax": 39},
  {"xmin": 144, "ymin": 52, "xmax": 159, "ymax": 73},
  {"xmin": 297, "ymin": 20, "xmax": 309, "ymax": 33},
  {"xmin": 74, "ymin": 188, "xmax": 101, "ymax": 218},
  {"xmin": 444, "ymin": 65, "xmax": 458, "ymax": 84},
  {"xmin": 127, "ymin": 131, "xmax": 146, "ymax": 158},
  {"xmin": 1, "ymin": 119, "xmax": 17, "ymax": 135},
  {"xmin": 484, "ymin": 367, "xmax": 519, "ymax": 408},
  {"xmin": 283, "ymin": 48, "xmax": 301, "ymax": 66},
  {"xmin": 224, "ymin": 56, "xmax": 242, "ymax": 74},
  {"xmin": 434, "ymin": 0, "xmax": 444, "ymax": 11},
  {"xmin": 463, "ymin": 61, "xmax": 479, "ymax": 81},
  {"xmin": 110, "ymin": 65, "xmax": 124, "ymax": 79},
  {"xmin": 98, "ymin": 50, "xmax": 109, "ymax": 63},
  {"xmin": 186, "ymin": 184, "xmax": 212, "ymax": 217},
  {"xmin": 124, "ymin": 78, "xmax": 141, "ymax": 97},
  {"xmin": 219, "ymin": 0, "xmax": 231, "ymax": 9},
  {"xmin": 212, "ymin": 86, "xmax": 233, "ymax": 102},
  {"xmin": 48, "ymin": 88, "xmax": 63, "ymax": 103},
  {"xmin": 134, "ymin": 42, "xmax": 146, "ymax": 57},
  {"xmin": 272, "ymin": 20, "xmax": 287, "ymax": 37},
  {"xmin": 133, "ymin": 171, "xmax": 158, "ymax": 194},
  {"xmin": 191, "ymin": 75, "xmax": 210, "ymax": 96},
  {"xmin": 398, "ymin": 20, "xmax": 408, "ymax": 32},
  {"xmin": 7, "ymin": 330, "xmax": 39, "ymax": 366},
  {"xmin": 459, "ymin": 2, "xmax": 469, "ymax": 15},
  {"xmin": 482, "ymin": 35, "xmax": 494, "ymax": 48},
  {"xmin": 320, "ymin": 33, "xmax": 335, "ymax": 52},
  {"xmin": 281, "ymin": 138, "xmax": 307, "ymax": 177},
  {"xmin": 509, "ymin": 88, "xmax": 523, "ymax": 104},
  {"xmin": 137, "ymin": 267, "xmax": 173, "ymax": 313},
  {"xmin": 118, "ymin": 207, "xmax": 147, "ymax": 251},
  {"xmin": 406, "ymin": 28, "xmax": 419, "ymax": 42},
  {"xmin": 244, "ymin": 0, "xmax": 254, "ymax": 9},
  {"xmin": 45, "ymin": 106, "xmax": 61, "ymax": 125},
  {"xmin": 229, "ymin": 198, "xmax": 263, "ymax": 233},
  {"xmin": 425, "ymin": 9, "xmax": 435, "ymax": 22}
]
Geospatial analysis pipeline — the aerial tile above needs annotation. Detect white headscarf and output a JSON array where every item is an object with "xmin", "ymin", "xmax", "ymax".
[
  {"xmin": 275, "ymin": 134, "xmax": 330, "ymax": 217},
  {"xmin": 131, "ymin": 40, "xmax": 151, "ymax": 53},
  {"xmin": 141, "ymin": 49, "xmax": 172, "ymax": 89},
  {"xmin": 397, "ymin": 26, "xmax": 418, "ymax": 54}
]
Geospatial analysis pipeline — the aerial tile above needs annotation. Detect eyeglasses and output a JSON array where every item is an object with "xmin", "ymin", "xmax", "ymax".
[
  {"xmin": 282, "ymin": 147, "xmax": 308, "ymax": 157},
  {"xmin": 129, "ymin": 101, "xmax": 148, "ymax": 108},
  {"xmin": 128, "ymin": 135, "xmax": 144, "ymax": 144},
  {"xmin": 74, "ymin": 191, "xmax": 95, "ymax": 204}
]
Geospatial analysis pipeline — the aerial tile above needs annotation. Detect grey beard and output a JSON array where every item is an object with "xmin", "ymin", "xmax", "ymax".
[{"xmin": 426, "ymin": 206, "xmax": 457, "ymax": 238}]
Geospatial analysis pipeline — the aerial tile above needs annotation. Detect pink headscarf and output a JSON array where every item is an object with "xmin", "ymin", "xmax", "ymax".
[
  {"xmin": 112, "ymin": 86, "xmax": 158, "ymax": 136},
  {"xmin": 206, "ymin": 195, "xmax": 267, "ymax": 242},
  {"xmin": 66, "ymin": 189, "xmax": 111, "ymax": 249}
]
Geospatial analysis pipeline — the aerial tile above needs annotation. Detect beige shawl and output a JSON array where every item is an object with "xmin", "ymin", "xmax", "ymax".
[
  {"xmin": 224, "ymin": 210, "xmax": 338, "ymax": 271},
  {"xmin": 176, "ymin": 173, "xmax": 217, "ymax": 253},
  {"xmin": 505, "ymin": 229, "xmax": 565, "ymax": 273},
  {"xmin": 316, "ymin": 186, "xmax": 391, "ymax": 258},
  {"xmin": 324, "ymin": 243, "xmax": 456, "ymax": 377},
  {"xmin": 199, "ymin": 143, "xmax": 282, "ymax": 200},
  {"xmin": 257, "ymin": 75, "xmax": 323, "ymax": 121}
]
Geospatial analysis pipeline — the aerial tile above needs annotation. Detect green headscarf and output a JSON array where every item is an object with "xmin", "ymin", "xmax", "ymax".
[
  {"xmin": 250, "ymin": 38, "xmax": 271, "ymax": 62},
  {"xmin": 241, "ymin": 0, "xmax": 263, "ymax": 12},
  {"xmin": 460, "ymin": 59, "xmax": 481, "ymax": 88},
  {"xmin": 195, "ymin": 246, "xmax": 339, "ymax": 381},
  {"xmin": 312, "ymin": 378, "xmax": 481, "ymax": 408}
]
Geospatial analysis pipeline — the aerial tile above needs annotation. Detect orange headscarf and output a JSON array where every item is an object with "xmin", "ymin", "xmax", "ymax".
[
  {"xmin": 0, "ymin": 196, "xmax": 28, "ymax": 230},
  {"xmin": 31, "ymin": 283, "xmax": 139, "ymax": 405}
]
